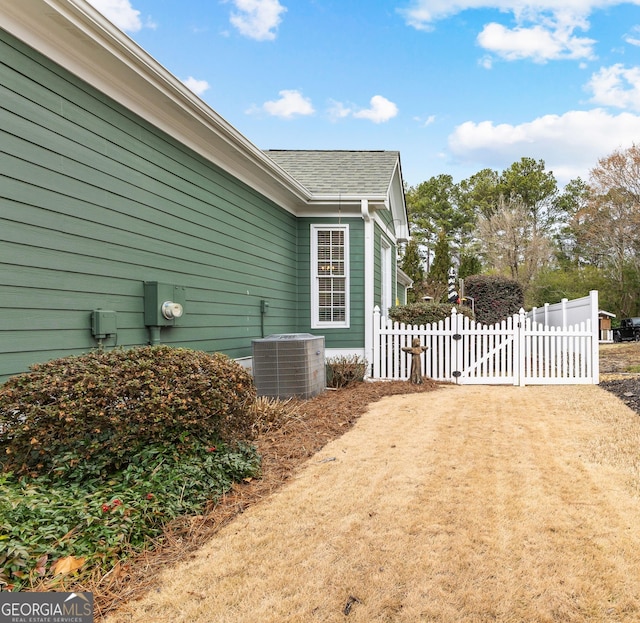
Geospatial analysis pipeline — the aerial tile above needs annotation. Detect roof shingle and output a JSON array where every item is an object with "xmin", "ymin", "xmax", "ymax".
[{"xmin": 264, "ymin": 150, "xmax": 400, "ymax": 196}]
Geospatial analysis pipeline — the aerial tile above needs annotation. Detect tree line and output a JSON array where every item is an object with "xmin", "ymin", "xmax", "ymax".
[{"xmin": 401, "ymin": 145, "xmax": 640, "ymax": 320}]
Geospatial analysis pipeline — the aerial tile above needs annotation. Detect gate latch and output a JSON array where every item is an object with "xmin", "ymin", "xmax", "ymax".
[{"xmin": 452, "ymin": 334, "xmax": 462, "ymax": 340}]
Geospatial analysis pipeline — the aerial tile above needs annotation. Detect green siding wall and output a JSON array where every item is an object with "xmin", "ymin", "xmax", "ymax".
[
  {"xmin": 397, "ymin": 282, "xmax": 407, "ymax": 305},
  {"xmin": 391, "ymin": 238, "xmax": 398, "ymax": 306},
  {"xmin": 297, "ymin": 218, "xmax": 365, "ymax": 349},
  {"xmin": 373, "ymin": 224, "xmax": 397, "ymax": 311},
  {"xmin": 0, "ymin": 29, "xmax": 299, "ymax": 382}
]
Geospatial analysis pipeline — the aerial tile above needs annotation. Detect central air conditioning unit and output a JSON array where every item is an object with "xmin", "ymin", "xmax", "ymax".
[{"xmin": 252, "ymin": 333, "xmax": 325, "ymax": 399}]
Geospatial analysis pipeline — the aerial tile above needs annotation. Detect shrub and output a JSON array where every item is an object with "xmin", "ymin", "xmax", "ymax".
[
  {"xmin": 0, "ymin": 346, "xmax": 257, "ymax": 477},
  {"xmin": 388, "ymin": 302, "xmax": 474, "ymax": 326},
  {"xmin": 464, "ymin": 275, "xmax": 524, "ymax": 325},
  {"xmin": 326, "ymin": 355, "xmax": 368, "ymax": 388},
  {"xmin": 250, "ymin": 397, "xmax": 303, "ymax": 435}
]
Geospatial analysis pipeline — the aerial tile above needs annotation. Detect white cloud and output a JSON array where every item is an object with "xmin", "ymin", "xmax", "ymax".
[
  {"xmin": 477, "ymin": 21, "xmax": 595, "ymax": 62},
  {"xmin": 87, "ymin": 0, "xmax": 143, "ymax": 32},
  {"xmin": 326, "ymin": 96, "xmax": 399, "ymax": 123},
  {"xmin": 447, "ymin": 108, "xmax": 640, "ymax": 183},
  {"xmin": 229, "ymin": 0, "xmax": 287, "ymax": 41},
  {"xmin": 400, "ymin": 1, "xmax": 639, "ymax": 29},
  {"xmin": 353, "ymin": 95, "xmax": 399, "ymax": 123},
  {"xmin": 258, "ymin": 90, "xmax": 315, "ymax": 118},
  {"xmin": 399, "ymin": 1, "xmax": 638, "ymax": 62},
  {"xmin": 625, "ymin": 26, "xmax": 640, "ymax": 46},
  {"xmin": 422, "ymin": 114, "xmax": 437, "ymax": 126},
  {"xmin": 413, "ymin": 114, "xmax": 437, "ymax": 126},
  {"xmin": 182, "ymin": 77, "xmax": 211, "ymax": 96},
  {"xmin": 587, "ymin": 64, "xmax": 640, "ymax": 111},
  {"xmin": 327, "ymin": 100, "xmax": 353, "ymax": 121}
]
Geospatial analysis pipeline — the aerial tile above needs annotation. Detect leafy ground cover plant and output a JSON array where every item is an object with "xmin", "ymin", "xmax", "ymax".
[{"xmin": 0, "ymin": 442, "xmax": 260, "ymax": 591}]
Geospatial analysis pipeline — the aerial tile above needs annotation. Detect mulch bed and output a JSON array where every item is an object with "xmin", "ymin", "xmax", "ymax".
[
  {"xmin": 600, "ymin": 377, "xmax": 640, "ymax": 416},
  {"xmin": 88, "ymin": 379, "xmax": 442, "ymax": 620}
]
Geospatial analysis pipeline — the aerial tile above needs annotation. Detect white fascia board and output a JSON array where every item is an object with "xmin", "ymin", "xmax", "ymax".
[
  {"xmin": 2, "ymin": 0, "xmax": 311, "ymax": 213},
  {"xmin": 307, "ymin": 194, "xmax": 388, "ymax": 205},
  {"xmin": 296, "ymin": 195, "xmax": 387, "ymax": 219},
  {"xmin": 305, "ymin": 196, "xmax": 387, "ymax": 212},
  {"xmin": 296, "ymin": 209, "xmax": 362, "ymax": 219}
]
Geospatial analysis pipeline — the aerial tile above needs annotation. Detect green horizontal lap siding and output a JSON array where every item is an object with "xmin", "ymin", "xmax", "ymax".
[
  {"xmin": 374, "ymin": 225, "xmax": 398, "ymax": 309},
  {"xmin": 397, "ymin": 283, "xmax": 407, "ymax": 305},
  {"xmin": 297, "ymin": 218, "xmax": 365, "ymax": 349},
  {"xmin": 375, "ymin": 210, "xmax": 398, "ymax": 306},
  {"xmin": 0, "ymin": 29, "xmax": 298, "ymax": 382},
  {"xmin": 391, "ymin": 237, "xmax": 398, "ymax": 306},
  {"xmin": 374, "ymin": 224, "xmax": 382, "ymax": 308}
]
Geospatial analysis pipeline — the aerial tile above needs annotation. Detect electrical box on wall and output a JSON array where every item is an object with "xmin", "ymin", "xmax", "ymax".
[
  {"xmin": 144, "ymin": 282, "xmax": 186, "ymax": 326},
  {"xmin": 91, "ymin": 310, "xmax": 117, "ymax": 339}
]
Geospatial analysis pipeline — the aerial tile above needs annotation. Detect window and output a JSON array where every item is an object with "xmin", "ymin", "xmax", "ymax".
[{"xmin": 311, "ymin": 225, "xmax": 349, "ymax": 328}]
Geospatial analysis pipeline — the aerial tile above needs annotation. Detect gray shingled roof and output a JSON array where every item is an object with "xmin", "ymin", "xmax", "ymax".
[{"xmin": 264, "ymin": 150, "xmax": 400, "ymax": 196}]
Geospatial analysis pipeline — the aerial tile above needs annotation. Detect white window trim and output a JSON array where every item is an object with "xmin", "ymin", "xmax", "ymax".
[{"xmin": 311, "ymin": 224, "xmax": 350, "ymax": 329}]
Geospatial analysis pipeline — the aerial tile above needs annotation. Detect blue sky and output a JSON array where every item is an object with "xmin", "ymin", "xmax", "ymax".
[{"xmin": 87, "ymin": 0, "xmax": 640, "ymax": 187}]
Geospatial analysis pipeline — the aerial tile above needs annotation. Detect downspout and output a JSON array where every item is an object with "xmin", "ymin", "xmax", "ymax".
[{"xmin": 362, "ymin": 199, "xmax": 374, "ymax": 375}]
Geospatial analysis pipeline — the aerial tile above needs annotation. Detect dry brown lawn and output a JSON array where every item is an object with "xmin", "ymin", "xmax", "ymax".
[
  {"xmin": 600, "ymin": 342, "xmax": 640, "ymax": 375},
  {"xmin": 105, "ymin": 384, "xmax": 640, "ymax": 623}
]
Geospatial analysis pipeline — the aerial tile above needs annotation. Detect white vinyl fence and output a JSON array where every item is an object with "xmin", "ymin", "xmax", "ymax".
[
  {"xmin": 528, "ymin": 291, "xmax": 599, "ymax": 330},
  {"xmin": 372, "ymin": 304, "xmax": 599, "ymax": 386},
  {"xmin": 528, "ymin": 290, "xmax": 613, "ymax": 343}
]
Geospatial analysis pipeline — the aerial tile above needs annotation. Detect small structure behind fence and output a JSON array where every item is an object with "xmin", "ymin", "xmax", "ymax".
[{"xmin": 372, "ymin": 292, "xmax": 599, "ymax": 386}]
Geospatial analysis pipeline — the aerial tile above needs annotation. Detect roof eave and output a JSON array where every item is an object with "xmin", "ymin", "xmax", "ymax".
[
  {"xmin": 308, "ymin": 194, "xmax": 388, "ymax": 204},
  {"xmin": 397, "ymin": 268, "xmax": 414, "ymax": 287}
]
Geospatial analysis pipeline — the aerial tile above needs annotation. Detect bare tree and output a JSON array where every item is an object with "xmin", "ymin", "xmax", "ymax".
[
  {"xmin": 575, "ymin": 145, "xmax": 640, "ymax": 314},
  {"xmin": 477, "ymin": 196, "xmax": 553, "ymax": 296}
]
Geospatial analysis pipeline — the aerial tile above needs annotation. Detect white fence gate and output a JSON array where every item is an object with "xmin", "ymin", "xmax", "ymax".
[{"xmin": 372, "ymin": 306, "xmax": 599, "ymax": 386}]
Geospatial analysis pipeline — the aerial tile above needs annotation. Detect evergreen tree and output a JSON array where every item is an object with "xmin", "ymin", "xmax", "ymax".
[
  {"xmin": 428, "ymin": 230, "xmax": 452, "ymax": 302},
  {"xmin": 458, "ymin": 252, "xmax": 482, "ymax": 280},
  {"xmin": 400, "ymin": 238, "xmax": 425, "ymax": 303},
  {"xmin": 400, "ymin": 238, "xmax": 424, "ymax": 285}
]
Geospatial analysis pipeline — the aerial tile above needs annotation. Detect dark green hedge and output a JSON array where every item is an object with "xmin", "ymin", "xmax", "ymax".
[
  {"xmin": 464, "ymin": 275, "xmax": 524, "ymax": 325},
  {"xmin": 389, "ymin": 302, "xmax": 474, "ymax": 326},
  {"xmin": 0, "ymin": 346, "xmax": 257, "ymax": 477}
]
